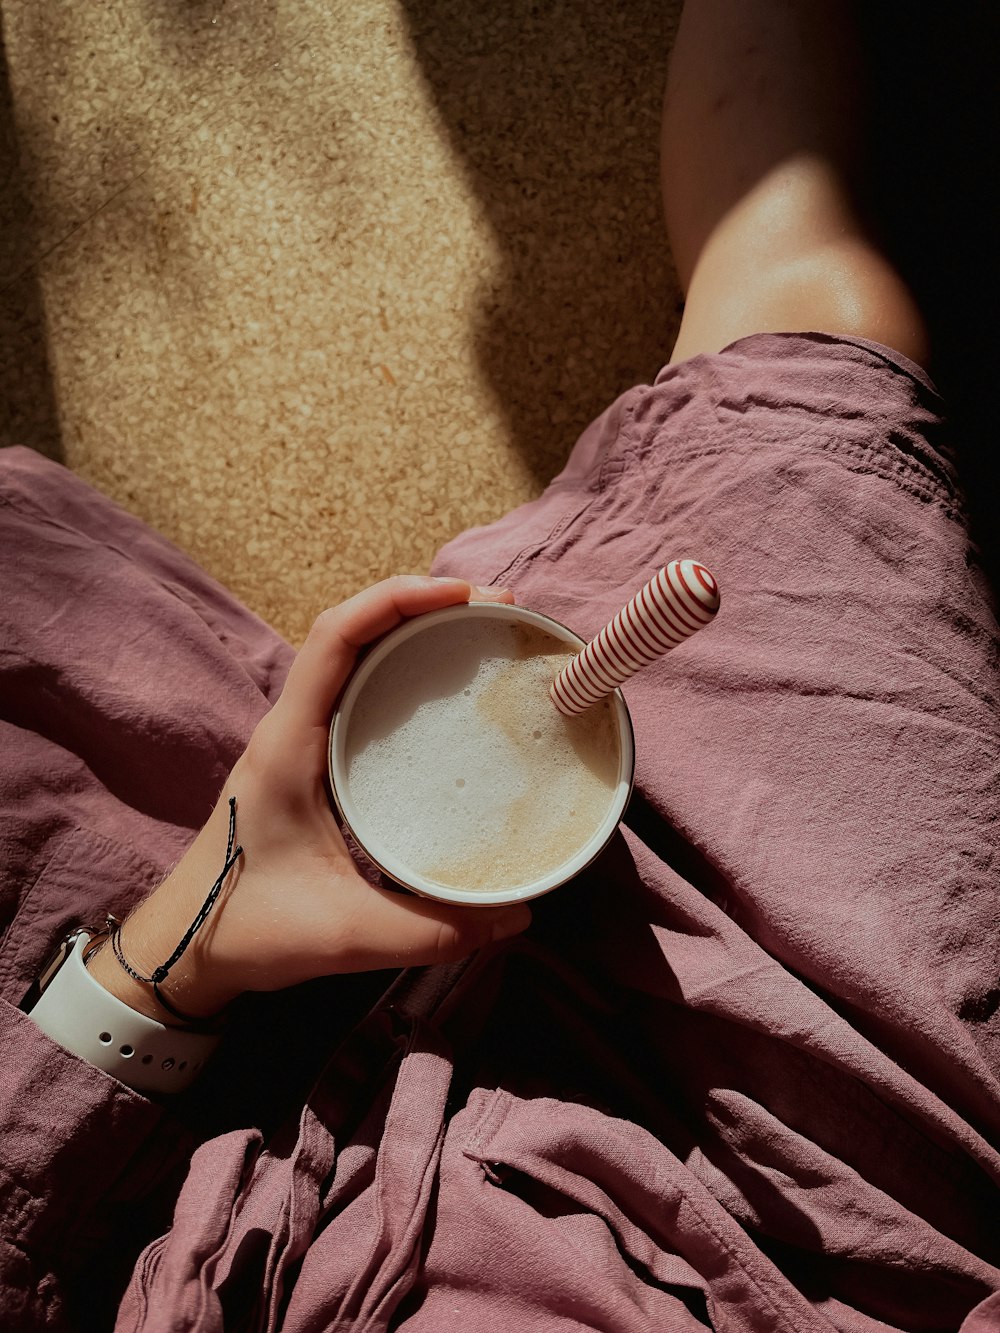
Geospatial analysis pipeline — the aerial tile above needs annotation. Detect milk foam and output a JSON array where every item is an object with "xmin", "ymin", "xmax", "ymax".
[{"xmin": 343, "ymin": 617, "xmax": 621, "ymax": 891}]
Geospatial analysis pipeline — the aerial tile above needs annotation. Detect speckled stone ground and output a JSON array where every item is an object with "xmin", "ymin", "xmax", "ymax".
[{"xmin": 1, "ymin": 0, "xmax": 683, "ymax": 645}]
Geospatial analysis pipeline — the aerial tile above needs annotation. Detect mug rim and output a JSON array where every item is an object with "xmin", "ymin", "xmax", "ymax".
[{"xmin": 328, "ymin": 601, "xmax": 635, "ymax": 906}]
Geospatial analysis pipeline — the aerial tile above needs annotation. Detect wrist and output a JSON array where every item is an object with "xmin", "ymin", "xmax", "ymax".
[
  {"xmin": 28, "ymin": 931, "xmax": 223, "ymax": 1093},
  {"xmin": 87, "ymin": 805, "xmax": 246, "ymax": 1023},
  {"xmin": 85, "ymin": 924, "xmax": 238, "ymax": 1025},
  {"xmin": 85, "ymin": 936, "xmax": 171, "ymax": 1022}
]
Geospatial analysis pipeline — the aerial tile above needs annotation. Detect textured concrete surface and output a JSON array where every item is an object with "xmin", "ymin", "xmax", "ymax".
[{"xmin": 1, "ymin": 0, "xmax": 682, "ymax": 644}]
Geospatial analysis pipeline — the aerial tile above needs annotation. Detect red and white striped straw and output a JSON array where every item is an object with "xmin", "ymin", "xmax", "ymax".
[{"xmin": 550, "ymin": 559, "xmax": 720, "ymax": 716}]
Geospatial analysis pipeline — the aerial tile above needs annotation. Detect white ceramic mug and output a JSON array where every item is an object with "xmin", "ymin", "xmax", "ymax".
[{"xmin": 328, "ymin": 602, "xmax": 635, "ymax": 906}]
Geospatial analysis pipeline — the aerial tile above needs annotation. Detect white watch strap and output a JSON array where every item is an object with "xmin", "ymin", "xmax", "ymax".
[{"xmin": 28, "ymin": 932, "xmax": 221, "ymax": 1094}]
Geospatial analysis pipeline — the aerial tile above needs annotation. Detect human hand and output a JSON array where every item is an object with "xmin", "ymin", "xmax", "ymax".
[{"xmin": 87, "ymin": 576, "xmax": 532, "ymax": 1022}]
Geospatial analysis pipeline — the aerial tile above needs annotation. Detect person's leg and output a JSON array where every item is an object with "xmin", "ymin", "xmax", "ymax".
[{"xmin": 662, "ymin": 0, "xmax": 929, "ymax": 368}]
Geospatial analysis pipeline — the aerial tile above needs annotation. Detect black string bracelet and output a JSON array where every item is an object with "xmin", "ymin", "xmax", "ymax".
[{"xmin": 110, "ymin": 797, "xmax": 243, "ymax": 1027}]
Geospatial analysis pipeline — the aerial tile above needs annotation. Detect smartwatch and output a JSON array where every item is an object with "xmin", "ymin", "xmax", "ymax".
[{"xmin": 21, "ymin": 926, "xmax": 221, "ymax": 1094}]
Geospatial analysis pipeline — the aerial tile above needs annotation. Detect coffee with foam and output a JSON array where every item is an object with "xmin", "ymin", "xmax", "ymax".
[{"xmin": 339, "ymin": 615, "xmax": 623, "ymax": 894}]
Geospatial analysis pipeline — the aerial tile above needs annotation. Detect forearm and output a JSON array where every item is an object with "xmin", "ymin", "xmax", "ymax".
[{"xmin": 86, "ymin": 792, "xmax": 247, "ymax": 1024}]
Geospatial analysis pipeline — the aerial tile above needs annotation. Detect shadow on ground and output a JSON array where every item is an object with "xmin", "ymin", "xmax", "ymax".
[
  {"xmin": 398, "ymin": 0, "xmax": 684, "ymax": 485},
  {"xmin": 0, "ymin": 12, "xmax": 62, "ymax": 460}
]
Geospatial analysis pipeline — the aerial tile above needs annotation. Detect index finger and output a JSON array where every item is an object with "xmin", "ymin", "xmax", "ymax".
[{"xmin": 274, "ymin": 575, "xmax": 475, "ymax": 734}]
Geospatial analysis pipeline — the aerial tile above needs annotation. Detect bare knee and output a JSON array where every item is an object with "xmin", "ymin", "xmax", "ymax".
[{"xmin": 668, "ymin": 157, "xmax": 930, "ymax": 368}]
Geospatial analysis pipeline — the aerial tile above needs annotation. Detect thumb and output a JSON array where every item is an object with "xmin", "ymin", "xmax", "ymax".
[{"xmin": 334, "ymin": 890, "xmax": 533, "ymax": 973}]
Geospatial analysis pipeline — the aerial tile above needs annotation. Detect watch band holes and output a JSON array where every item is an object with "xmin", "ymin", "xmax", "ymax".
[
  {"xmin": 178, "ymin": 1061, "xmax": 188, "ymax": 1071},
  {"xmin": 119, "ymin": 1044, "xmax": 134, "ymax": 1058},
  {"xmin": 141, "ymin": 1055, "xmax": 153, "ymax": 1065},
  {"xmin": 161, "ymin": 1057, "xmax": 175, "ymax": 1071},
  {"xmin": 99, "ymin": 1031, "xmax": 112, "ymax": 1045}
]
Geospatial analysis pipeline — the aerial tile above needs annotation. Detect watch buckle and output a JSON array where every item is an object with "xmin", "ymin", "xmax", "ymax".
[{"xmin": 19, "ymin": 914, "xmax": 119, "ymax": 1011}]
